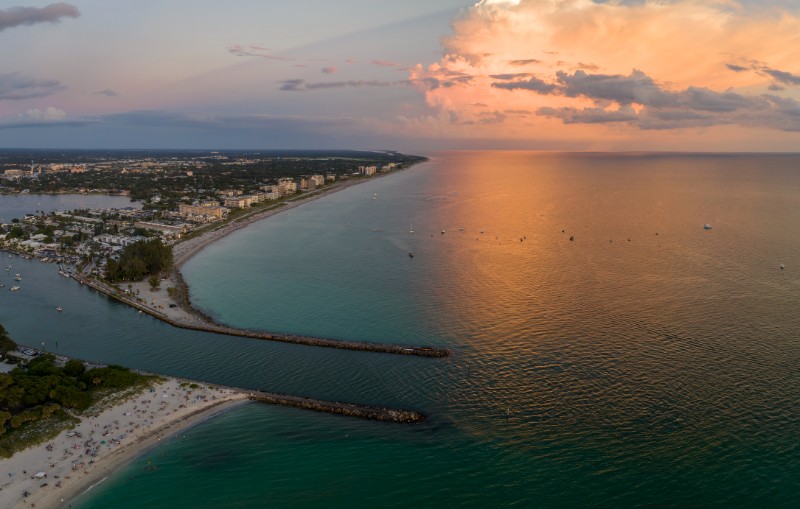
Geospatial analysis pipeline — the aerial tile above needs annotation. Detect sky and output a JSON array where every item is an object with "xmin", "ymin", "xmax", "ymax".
[{"xmin": 1, "ymin": 0, "xmax": 800, "ymax": 151}]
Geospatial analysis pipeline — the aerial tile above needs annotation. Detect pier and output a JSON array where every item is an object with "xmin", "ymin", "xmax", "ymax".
[{"xmin": 248, "ymin": 391, "xmax": 425, "ymax": 423}]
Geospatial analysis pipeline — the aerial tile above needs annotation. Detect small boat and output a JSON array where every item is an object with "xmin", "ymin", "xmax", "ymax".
[
  {"xmin": 10, "ymin": 286, "xmax": 20, "ymax": 291},
  {"xmin": 410, "ymin": 221, "xmax": 414, "ymax": 234},
  {"xmin": 0, "ymin": 284, "xmax": 4, "ymax": 288},
  {"xmin": 408, "ymin": 252, "xmax": 414, "ymax": 258},
  {"xmin": 459, "ymin": 226, "xmax": 464, "ymax": 231},
  {"xmin": 441, "ymin": 230, "xmax": 445, "ymax": 235},
  {"xmin": 14, "ymin": 276, "xmax": 22, "ymax": 281},
  {"xmin": 780, "ymin": 263, "xmax": 785, "ymax": 270},
  {"xmin": 480, "ymin": 229, "xmax": 485, "ymax": 234},
  {"xmin": 703, "ymin": 224, "xmax": 712, "ymax": 230},
  {"xmin": 56, "ymin": 306, "xmax": 63, "ymax": 312}
]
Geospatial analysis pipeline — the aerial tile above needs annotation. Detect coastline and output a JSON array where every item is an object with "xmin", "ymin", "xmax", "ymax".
[
  {"xmin": 69, "ymin": 161, "xmax": 448, "ymax": 357},
  {"xmin": 172, "ymin": 165, "xmax": 422, "ymax": 269},
  {"xmin": 0, "ymin": 378, "xmax": 248, "ymax": 509}
]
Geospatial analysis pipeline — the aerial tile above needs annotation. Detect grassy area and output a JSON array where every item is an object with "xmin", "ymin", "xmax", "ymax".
[
  {"xmin": 0, "ymin": 410, "xmax": 79, "ymax": 458},
  {"xmin": 0, "ymin": 376, "xmax": 158, "ymax": 459}
]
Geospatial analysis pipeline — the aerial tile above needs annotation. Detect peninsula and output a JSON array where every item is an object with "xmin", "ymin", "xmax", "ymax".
[{"xmin": 0, "ymin": 150, "xmax": 448, "ymax": 357}]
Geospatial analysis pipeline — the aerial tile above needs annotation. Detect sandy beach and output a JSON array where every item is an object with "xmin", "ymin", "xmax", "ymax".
[{"xmin": 0, "ymin": 379, "xmax": 248, "ymax": 509}]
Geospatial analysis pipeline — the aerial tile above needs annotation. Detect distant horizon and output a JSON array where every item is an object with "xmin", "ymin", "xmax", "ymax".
[{"xmin": 2, "ymin": 147, "xmax": 800, "ymax": 156}]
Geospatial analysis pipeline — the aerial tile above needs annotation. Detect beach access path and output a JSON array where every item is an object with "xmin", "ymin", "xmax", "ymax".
[{"xmin": 0, "ymin": 379, "xmax": 247, "ymax": 509}]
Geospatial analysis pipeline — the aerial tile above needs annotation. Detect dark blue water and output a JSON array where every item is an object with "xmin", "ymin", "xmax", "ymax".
[{"xmin": 2, "ymin": 154, "xmax": 799, "ymax": 507}]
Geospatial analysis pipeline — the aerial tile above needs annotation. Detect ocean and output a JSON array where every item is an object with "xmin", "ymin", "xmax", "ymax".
[{"xmin": 1, "ymin": 152, "xmax": 798, "ymax": 507}]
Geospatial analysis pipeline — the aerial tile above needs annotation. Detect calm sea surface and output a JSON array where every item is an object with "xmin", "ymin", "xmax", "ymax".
[{"xmin": 1, "ymin": 153, "xmax": 798, "ymax": 507}]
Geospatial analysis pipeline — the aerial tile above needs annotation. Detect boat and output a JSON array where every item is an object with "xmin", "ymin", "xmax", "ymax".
[
  {"xmin": 441, "ymin": 229, "xmax": 445, "ymax": 235},
  {"xmin": 56, "ymin": 306, "xmax": 63, "ymax": 312},
  {"xmin": 780, "ymin": 263, "xmax": 785, "ymax": 270},
  {"xmin": 408, "ymin": 252, "xmax": 414, "ymax": 258},
  {"xmin": 14, "ymin": 276, "xmax": 22, "ymax": 281},
  {"xmin": 703, "ymin": 224, "xmax": 712, "ymax": 230},
  {"xmin": 410, "ymin": 221, "xmax": 415, "ymax": 234},
  {"xmin": 10, "ymin": 286, "xmax": 20, "ymax": 291},
  {"xmin": 480, "ymin": 229, "xmax": 485, "ymax": 234},
  {"xmin": 0, "ymin": 284, "xmax": 4, "ymax": 288}
]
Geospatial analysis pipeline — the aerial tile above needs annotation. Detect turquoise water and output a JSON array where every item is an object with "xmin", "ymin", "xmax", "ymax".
[{"xmin": 2, "ymin": 153, "xmax": 799, "ymax": 507}]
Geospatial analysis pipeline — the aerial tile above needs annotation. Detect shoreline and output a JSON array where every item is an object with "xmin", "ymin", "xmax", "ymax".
[
  {"xmin": 0, "ymin": 372, "xmax": 427, "ymax": 509},
  {"xmin": 0, "ymin": 378, "xmax": 248, "ymax": 509},
  {"xmin": 61, "ymin": 398, "xmax": 247, "ymax": 509},
  {"xmin": 68, "ymin": 161, "xmax": 449, "ymax": 357},
  {"xmin": 172, "ymin": 164, "xmax": 423, "ymax": 269}
]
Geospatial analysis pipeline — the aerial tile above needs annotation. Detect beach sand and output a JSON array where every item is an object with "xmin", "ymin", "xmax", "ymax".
[{"xmin": 0, "ymin": 379, "xmax": 248, "ymax": 509}]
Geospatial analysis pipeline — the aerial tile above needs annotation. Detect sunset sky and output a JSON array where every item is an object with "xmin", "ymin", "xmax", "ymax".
[{"xmin": 2, "ymin": 0, "xmax": 800, "ymax": 151}]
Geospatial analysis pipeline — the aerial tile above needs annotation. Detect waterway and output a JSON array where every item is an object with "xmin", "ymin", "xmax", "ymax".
[
  {"xmin": 0, "ymin": 193, "xmax": 139, "ymax": 223},
  {"xmin": 2, "ymin": 154, "xmax": 799, "ymax": 507}
]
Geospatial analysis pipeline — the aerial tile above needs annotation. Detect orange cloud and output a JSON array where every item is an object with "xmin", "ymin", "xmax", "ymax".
[{"xmin": 407, "ymin": 0, "xmax": 800, "ymax": 148}]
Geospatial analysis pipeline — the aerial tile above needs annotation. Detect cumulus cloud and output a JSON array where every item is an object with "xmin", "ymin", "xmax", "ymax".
[
  {"xmin": 407, "ymin": 0, "xmax": 800, "ymax": 142},
  {"xmin": 0, "ymin": 73, "xmax": 65, "ymax": 100},
  {"xmin": 491, "ymin": 75, "xmax": 558, "ymax": 94},
  {"xmin": 0, "ymin": 2, "xmax": 79, "ymax": 32}
]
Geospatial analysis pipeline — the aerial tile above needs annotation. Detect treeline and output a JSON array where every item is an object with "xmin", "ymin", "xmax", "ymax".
[
  {"xmin": 105, "ymin": 238, "xmax": 173, "ymax": 282},
  {"xmin": 0, "ymin": 353, "xmax": 145, "ymax": 439}
]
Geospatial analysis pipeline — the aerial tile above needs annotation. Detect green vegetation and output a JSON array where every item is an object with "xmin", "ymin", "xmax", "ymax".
[
  {"xmin": 0, "ymin": 325, "xmax": 16, "ymax": 355},
  {"xmin": 0, "ymin": 327, "xmax": 153, "ymax": 457},
  {"xmin": 105, "ymin": 238, "xmax": 173, "ymax": 282}
]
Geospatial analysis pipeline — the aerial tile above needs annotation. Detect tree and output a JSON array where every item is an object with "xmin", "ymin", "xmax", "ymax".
[
  {"xmin": 105, "ymin": 239, "xmax": 173, "ymax": 282},
  {"xmin": 148, "ymin": 274, "xmax": 160, "ymax": 291},
  {"xmin": 0, "ymin": 325, "xmax": 16, "ymax": 355},
  {"xmin": 63, "ymin": 359, "xmax": 85, "ymax": 377}
]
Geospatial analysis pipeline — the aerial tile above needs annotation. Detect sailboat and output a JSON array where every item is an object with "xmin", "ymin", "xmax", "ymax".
[{"xmin": 410, "ymin": 221, "xmax": 415, "ymax": 234}]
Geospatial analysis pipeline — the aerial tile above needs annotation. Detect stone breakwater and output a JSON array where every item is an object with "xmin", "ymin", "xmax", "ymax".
[
  {"xmin": 76, "ymin": 276, "xmax": 450, "ymax": 358},
  {"xmin": 248, "ymin": 391, "xmax": 425, "ymax": 423}
]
